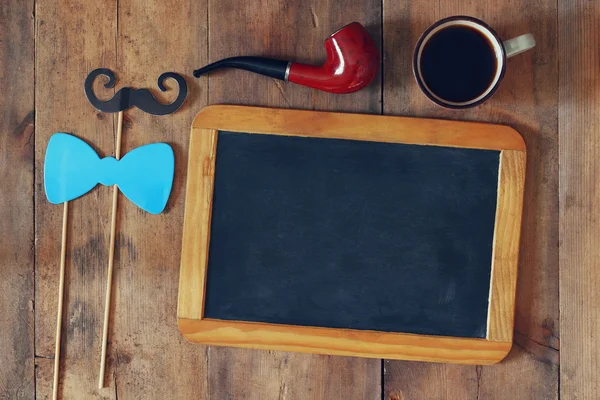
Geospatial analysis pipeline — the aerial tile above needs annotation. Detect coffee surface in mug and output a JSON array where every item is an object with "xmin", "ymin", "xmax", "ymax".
[{"xmin": 420, "ymin": 25, "xmax": 498, "ymax": 103}]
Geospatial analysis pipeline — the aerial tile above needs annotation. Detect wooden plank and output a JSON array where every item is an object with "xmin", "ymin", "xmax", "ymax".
[
  {"xmin": 206, "ymin": 1, "xmax": 381, "ymax": 398},
  {"xmin": 35, "ymin": 0, "xmax": 208, "ymax": 398},
  {"xmin": 35, "ymin": 1, "xmax": 118, "ymax": 398},
  {"xmin": 106, "ymin": 0, "xmax": 209, "ymax": 399},
  {"xmin": 385, "ymin": 348, "xmax": 558, "ymax": 400},
  {"xmin": 487, "ymin": 150, "xmax": 526, "ymax": 342},
  {"xmin": 207, "ymin": 350, "xmax": 378, "ymax": 400},
  {"xmin": 382, "ymin": 0, "xmax": 559, "ymax": 398},
  {"xmin": 0, "ymin": 0, "xmax": 34, "ymax": 398},
  {"xmin": 180, "ymin": 318, "xmax": 511, "ymax": 364},
  {"xmin": 178, "ymin": 128, "xmax": 217, "ymax": 322},
  {"xmin": 192, "ymin": 105, "xmax": 526, "ymax": 150},
  {"xmin": 558, "ymin": 1, "xmax": 600, "ymax": 398}
]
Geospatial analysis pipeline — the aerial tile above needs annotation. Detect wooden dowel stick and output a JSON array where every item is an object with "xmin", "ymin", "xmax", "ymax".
[
  {"xmin": 99, "ymin": 110, "xmax": 124, "ymax": 388},
  {"xmin": 52, "ymin": 201, "xmax": 69, "ymax": 400}
]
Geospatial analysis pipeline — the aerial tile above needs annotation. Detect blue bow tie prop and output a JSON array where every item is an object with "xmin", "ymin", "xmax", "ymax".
[{"xmin": 44, "ymin": 133, "xmax": 174, "ymax": 214}]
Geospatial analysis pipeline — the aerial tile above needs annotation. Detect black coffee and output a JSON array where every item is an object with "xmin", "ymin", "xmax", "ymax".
[{"xmin": 419, "ymin": 25, "xmax": 498, "ymax": 104}]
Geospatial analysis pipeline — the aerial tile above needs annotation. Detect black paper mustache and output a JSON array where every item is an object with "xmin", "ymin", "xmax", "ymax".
[{"xmin": 84, "ymin": 68, "xmax": 188, "ymax": 115}]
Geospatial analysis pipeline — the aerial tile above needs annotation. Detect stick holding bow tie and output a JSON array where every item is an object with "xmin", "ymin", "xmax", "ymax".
[{"xmin": 83, "ymin": 69, "xmax": 187, "ymax": 388}]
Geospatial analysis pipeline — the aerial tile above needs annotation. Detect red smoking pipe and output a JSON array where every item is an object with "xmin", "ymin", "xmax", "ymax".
[{"xmin": 193, "ymin": 22, "xmax": 379, "ymax": 94}]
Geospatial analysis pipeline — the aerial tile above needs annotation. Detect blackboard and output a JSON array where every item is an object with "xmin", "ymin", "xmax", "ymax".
[
  {"xmin": 204, "ymin": 131, "xmax": 499, "ymax": 338},
  {"xmin": 179, "ymin": 106, "xmax": 526, "ymax": 364}
]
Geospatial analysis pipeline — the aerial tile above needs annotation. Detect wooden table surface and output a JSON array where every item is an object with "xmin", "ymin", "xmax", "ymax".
[{"xmin": 1, "ymin": 0, "xmax": 597, "ymax": 398}]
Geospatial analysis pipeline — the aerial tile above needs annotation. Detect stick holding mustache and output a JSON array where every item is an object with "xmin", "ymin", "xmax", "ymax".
[{"xmin": 83, "ymin": 68, "xmax": 187, "ymax": 389}]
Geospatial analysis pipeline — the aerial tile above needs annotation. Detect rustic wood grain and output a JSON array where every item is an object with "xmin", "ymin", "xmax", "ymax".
[
  {"xmin": 181, "ymin": 318, "xmax": 512, "ymax": 364},
  {"xmin": 105, "ymin": 0, "xmax": 209, "ymax": 399},
  {"xmin": 487, "ymin": 150, "xmax": 526, "ymax": 343},
  {"xmin": 382, "ymin": 0, "xmax": 559, "ymax": 398},
  {"xmin": 206, "ymin": 349, "xmax": 378, "ymax": 400},
  {"xmin": 178, "ymin": 128, "xmax": 217, "ymax": 322},
  {"xmin": 191, "ymin": 105, "xmax": 526, "ymax": 150},
  {"xmin": 35, "ymin": 0, "xmax": 208, "ymax": 398},
  {"xmin": 13, "ymin": 0, "xmax": 600, "ymax": 397},
  {"xmin": 558, "ymin": 1, "xmax": 600, "ymax": 398},
  {"xmin": 385, "ymin": 347, "xmax": 558, "ymax": 400},
  {"xmin": 35, "ymin": 0, "xmax": 118, "ymax": 398},
  {"xmin": 0, "ymin": 0, "xmax": 34, "ymax": 398},
  {"xmin": 205, "ymin": 1, "xmax": 382, "ymax": 398}
]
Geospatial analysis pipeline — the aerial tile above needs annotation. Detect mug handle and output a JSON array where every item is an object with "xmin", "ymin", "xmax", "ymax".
[{"xmin": 503, "ymin": 33, "xmax": 536, "ymax": 58}]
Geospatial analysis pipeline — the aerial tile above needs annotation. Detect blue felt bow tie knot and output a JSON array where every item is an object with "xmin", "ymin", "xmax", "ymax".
[{"xmin": 44, "ymin": 133, "xmax": 174, "ymax": 214}]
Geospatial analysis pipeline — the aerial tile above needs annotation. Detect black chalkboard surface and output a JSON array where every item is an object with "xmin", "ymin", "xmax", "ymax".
[
  {"xmin": 179, "ymin": 106, "xmax": 526, "ymax": 364},
  {"xmin": 204, "ymin": 131, "xmax": 499, "ymax": 338}
]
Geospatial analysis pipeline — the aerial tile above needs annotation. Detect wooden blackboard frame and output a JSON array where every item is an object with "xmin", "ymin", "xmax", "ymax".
[{"xmin": 178, "ymin": 105, "xmax": 526, "ymax": 365}]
